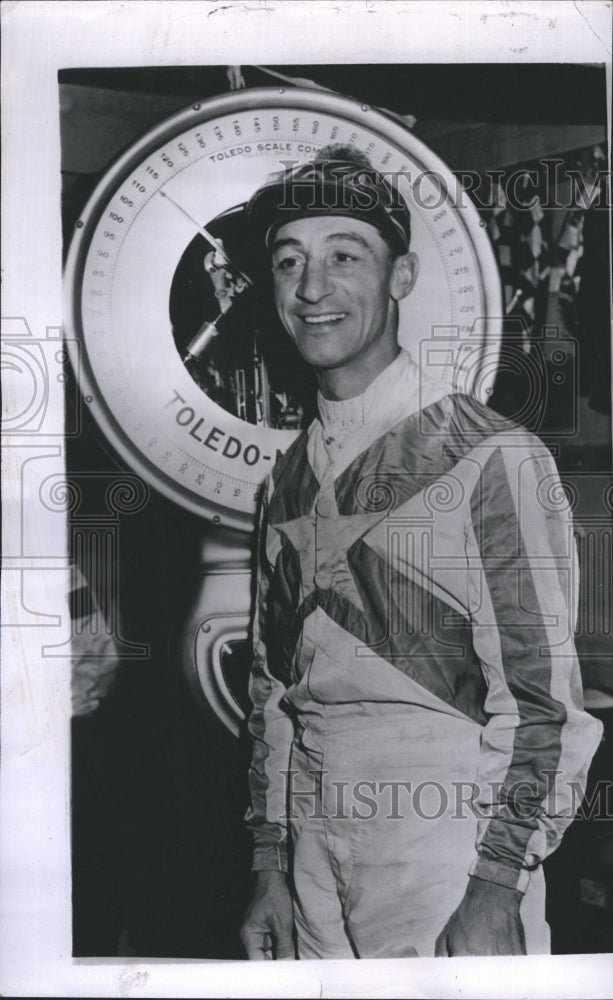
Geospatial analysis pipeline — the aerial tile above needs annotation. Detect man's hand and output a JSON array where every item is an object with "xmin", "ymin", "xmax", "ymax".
[
  {"xmin": 240, "ymin": 870, "xmax": 296, "ymax": 960},
  {"xmin": 435, "ymin": 876, "xmax": 526, "ymax": 957}
]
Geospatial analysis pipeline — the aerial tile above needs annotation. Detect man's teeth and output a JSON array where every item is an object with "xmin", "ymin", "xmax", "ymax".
[{"xmin": 302, "ymin": 313, "xmax": 346, "ymax": 325}]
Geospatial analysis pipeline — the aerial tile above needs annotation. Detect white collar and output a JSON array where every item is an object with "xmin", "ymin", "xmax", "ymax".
[{"xmin": 317, "ymin": 350, "xmax": 410, "ymax": 432}]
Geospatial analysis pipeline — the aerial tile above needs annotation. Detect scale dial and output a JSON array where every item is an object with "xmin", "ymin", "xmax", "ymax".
[{"xmin": 65, "ymin": 87, "xmax": 502, "ymax": 530}]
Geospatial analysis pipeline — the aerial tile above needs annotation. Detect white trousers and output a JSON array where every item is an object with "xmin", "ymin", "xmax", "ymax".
[{"xmin": 286, "ymin": 703, "xmax": 550, "ymax": 959}]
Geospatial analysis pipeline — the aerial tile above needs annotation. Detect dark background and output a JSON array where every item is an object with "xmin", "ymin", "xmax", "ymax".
[{"xmin": 62, "ymin": 64, "xmax": 612, "ymax": 958}]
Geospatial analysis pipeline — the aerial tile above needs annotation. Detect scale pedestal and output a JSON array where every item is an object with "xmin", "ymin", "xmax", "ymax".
[{"xmin": 179, "ymin": 527, "xmax": 253, "ymax": 737}]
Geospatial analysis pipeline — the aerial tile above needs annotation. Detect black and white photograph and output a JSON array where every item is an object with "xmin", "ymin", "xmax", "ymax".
[{"xmin": 2, "ymin": 3, "xmax": 612, "ymax": 997}]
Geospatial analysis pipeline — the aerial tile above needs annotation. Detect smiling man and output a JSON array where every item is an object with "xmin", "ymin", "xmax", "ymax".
[
  {"xmin": 239, "ymin": 147, "xmax": 601, "ymax": 960},
  {"xmin": 269, "ymin": 214, "xmax": 417, "ymax": 398}
]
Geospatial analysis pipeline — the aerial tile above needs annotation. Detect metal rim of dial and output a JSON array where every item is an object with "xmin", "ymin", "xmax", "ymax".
[{"xmin": 64, "ymin": 86, "xmax": 502, "ymax": 532}]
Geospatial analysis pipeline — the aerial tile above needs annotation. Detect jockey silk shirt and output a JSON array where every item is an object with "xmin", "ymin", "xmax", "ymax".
[{"xmin": 245, "ymin": 349, "xmax": 602, "ymax": 893}]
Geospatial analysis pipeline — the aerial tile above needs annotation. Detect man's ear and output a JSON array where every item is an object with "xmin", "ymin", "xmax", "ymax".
[{"xmin": 390, "ymin": 252, "xmax": 419, "ymax": 302}]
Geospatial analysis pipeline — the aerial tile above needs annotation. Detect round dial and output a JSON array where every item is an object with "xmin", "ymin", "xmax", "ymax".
[{"xmin": 64, "ymin": 87, "xmax": 502, "ymax": 530}]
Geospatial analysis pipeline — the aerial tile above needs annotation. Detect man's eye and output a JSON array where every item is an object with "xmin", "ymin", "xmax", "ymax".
[
  {"xmin": 273, "ymin": 256, "xmax": 302, "ymax": 273},
  {"xmin": 332, "ymin": 251, "xmax": 357, "ymax": 264}
]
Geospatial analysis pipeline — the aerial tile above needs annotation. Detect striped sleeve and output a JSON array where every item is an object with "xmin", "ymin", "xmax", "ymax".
[
  {"xmin": 465, "ymin": 433, "xmax": 603, "ymax": 891},
  {"xmin": 244, "ymin": 479, "xmax": 295, "ymax": 872}
]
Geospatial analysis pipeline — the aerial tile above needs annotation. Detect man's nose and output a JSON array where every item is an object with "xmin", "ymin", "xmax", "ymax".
[{"xmin": 296, "ymin": 259, "xmax": 334, "ymax": 302}]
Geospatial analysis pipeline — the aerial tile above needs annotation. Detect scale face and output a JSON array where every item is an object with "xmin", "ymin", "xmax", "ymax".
[{"xmin": 65, "ymin": 87, "xmax": 502, "ymax": 530}]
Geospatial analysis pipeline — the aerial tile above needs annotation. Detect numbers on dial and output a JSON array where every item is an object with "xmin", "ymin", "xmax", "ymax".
[{"xmin": 70, "ymin": 97, "xmax": 493, "ymax": 527}]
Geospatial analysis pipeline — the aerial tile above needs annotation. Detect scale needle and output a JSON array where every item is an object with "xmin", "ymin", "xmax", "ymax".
[{"xmin": 158, "ymin": 190, "xmax": 253, "ymax": 286}]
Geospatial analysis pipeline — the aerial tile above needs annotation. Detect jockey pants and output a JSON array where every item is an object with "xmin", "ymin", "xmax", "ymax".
[{"xmin": 285, "ymin": 703, "xmax": 550, "ymax": 959}]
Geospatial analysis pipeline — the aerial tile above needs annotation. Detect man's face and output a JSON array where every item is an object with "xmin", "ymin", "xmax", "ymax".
[{"xmin": 271, "ymin": 215, "xmax": 415, "ymax": 372}]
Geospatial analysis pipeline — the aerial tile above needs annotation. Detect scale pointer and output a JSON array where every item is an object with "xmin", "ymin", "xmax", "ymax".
[{"xmin": 158, "ymin": 189, "xmax": 253, "ymax": 287}]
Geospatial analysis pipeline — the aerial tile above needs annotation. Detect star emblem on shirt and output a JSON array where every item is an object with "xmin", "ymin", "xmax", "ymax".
[{"xmin": 271, "ymin": 491, "xmax": 387, "ymax": 612}]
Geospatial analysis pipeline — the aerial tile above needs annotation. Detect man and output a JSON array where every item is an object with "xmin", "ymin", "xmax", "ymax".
[{"xmin": 240, "ymin": 148, "xmax": 602, "ymax": 959}]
